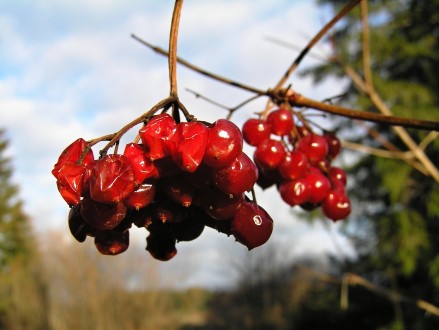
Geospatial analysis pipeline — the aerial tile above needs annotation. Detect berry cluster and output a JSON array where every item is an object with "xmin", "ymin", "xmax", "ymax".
[
  {"xmin": 52, "ymin": 114, "xmax": 274, "ymax": 260},
  {"xmin": 242, "ymin": 106, "xmax": 351, "ymax": 221}
]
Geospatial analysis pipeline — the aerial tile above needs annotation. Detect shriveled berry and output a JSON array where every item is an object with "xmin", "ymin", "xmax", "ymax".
[
  {"xmin": 170, "ymin": 121, "xmax": 209, "ymax": 173},
  {"xmin": 123, "ymin": 143, "xmax": 158, "ymax": 184},
  {"xmin": 139, "ymin": 113, "xmax": 177, "ymax": 161},
  {"xmin": 52, "ymin": 138, "xmax": 94, "ymax": 179},
  {"xmin": 89, "ymin": 154, "xmax": 136, "ymax": 204},
  {"xmin": 56, "ymin": 162, "xmax": 86, "ymax": 206},
  {"xmin": 231, "ymin": 202, "xmax": 273, "ymax": 250}
]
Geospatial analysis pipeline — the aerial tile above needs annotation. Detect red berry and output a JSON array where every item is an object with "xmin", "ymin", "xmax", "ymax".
[
  {"xmin": 184, "ymin": 162, "xmax": 213, "ymax": 190},
  {"xmin": 68, "ymin": 205, "xmax": 94, "ymax": 242},
  {"xmin": 323, "ymin": 133, "xmax": 341, "ymax": 160},
  {"xmin": 123, "ymin": 143, "xmax": 158, "ymax": 184},
  {"xmin": 56, "ymin": 162, "xmax": 86, "ymax": 206},
  {"xmin": 279, "ymin": 178, "xmax": 311, "ymax": 206},
  {"xmin": 202, "ymin": 188, "xmax": 244, "ymax": 220},
  {"xmin": 266, "ymin": 107, "xmax": 294, "ymax": 136},
  {"xmin": 80, "ymin": 196, "xmax": 127, "ymax": 231},
  {"xmin": 296, "ymin": 134, "xmax": 329, "ymax": 163},
  {"xmin": 322, "ymin": 190, "xmax": 351, "ymax": 221},
  {"xmin": 160, "ymin": 176, "xmax": 197, "ymax": 208},
  {"xmin": 139, "ymin": 113, "xmax": 176, "ymax": 161},
  {"xmin": 278, "ymin": 150, "xmax": 309, "ymax": 180},
  {"xmin": 212, "ymin": 152, "xmax": 258, "ymax": 195},
  {"xmin": 146, "ymin": 230, "xmax": 177, "ymax": 261},
  {"xmin": 305, "ymin": 170, "xmax": 331, "ymax": 204},
  {"xmin": 242, "ymin": 118, "xmax": 271, "ymax": 146},
  {"xmin": 52, "ymin": 138, "xmax": 94, "ymax": 179},
  {"xmin": 171, "ymin": 206, "xmax": 206, "ymax": 242},
  {"xmin": 170, "ymin": 121, "xmax": 209, "ymax": 173},
  {"xmin": 231, "ymin": 202, "xmax": 273, "ymax": 250},
  {"xmin": 254, "ymin": 139, "xmax": 286, "ymax": 170},
  {"xmin": 328, "ymin": 166, "xmax": 347, "ymax": 186},
  {"xmin": 203, "ymin": 119, "xmax": 243, "ymax": 168},
  {"xmin": 124, "ymin": 182, "xmax": 156, "ymax": 210},
  {"xmin": 94, "ymin": 229, "xmax": 129, "ymax": 255},
  {"xmin": 89, "ymin": 154, "xmax": 136, "ymax": 204}
]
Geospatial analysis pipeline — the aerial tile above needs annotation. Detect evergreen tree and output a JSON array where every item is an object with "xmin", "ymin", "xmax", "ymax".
[
  {"xmin": 0, "ymin": 128, "xmax": 32, "ymax": 268},
  {"xmin": 301, "ymin": 0, "xmax": 439, "ymax": 328},
  {"xmin": 0, "ymin": 128, "xmax": 49, "ymax": 329}
]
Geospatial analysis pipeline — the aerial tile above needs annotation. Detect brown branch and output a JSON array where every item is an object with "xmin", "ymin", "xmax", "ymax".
[
  {"xmin": 290, "ymin": 93, "xmax": 439, "ymax": 131},
  {"xmin": 360, "ymin": 0, "xmax": 373, "ymax": 91},
  {"xmin": 273, "ymin": 0, "xmax": 361, "ymax": 90}
]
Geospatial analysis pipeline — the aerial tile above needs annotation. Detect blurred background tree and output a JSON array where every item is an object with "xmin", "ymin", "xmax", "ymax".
[
  {"xmin": 0, "ymin": 128, "xmax": 50, "ymax": 329},
  {"xmin": 295, "ymin": 0, "xmax": 439, "ymax": 328}
]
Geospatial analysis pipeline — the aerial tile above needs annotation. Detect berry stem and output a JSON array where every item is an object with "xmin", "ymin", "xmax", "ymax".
[{"xmin": 168, "ymin": 0, "xmax": 184, "ymax": 98}]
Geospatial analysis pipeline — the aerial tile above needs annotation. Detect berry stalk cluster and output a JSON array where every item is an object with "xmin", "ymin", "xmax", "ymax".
[
  {"xmin": 242, "ymin": 106, "xmax": 351, "ymax": 221},
  {"xmin": 52, "ymin": 114, "xmax": 274, "ymax": 260}
]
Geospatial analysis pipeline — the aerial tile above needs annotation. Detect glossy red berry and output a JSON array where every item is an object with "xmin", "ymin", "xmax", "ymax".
[
  {"xmin": 296, "ymin": 134, "xmax": 329, "ymax": 163},
  {"xmin": 323, "ymin": 133, "xmax": 341, "ymax": 160},
  {"xmin": 242, "ymin": 118, "xmax": 271, "ymax": 146},
  {"xmin": 202, "ymin": 189, "xmax": 244, "ymax": 220},
  {"xmin": 305, "ymin": 170, "xmax": 331, "ymax": 204},
  {"xmin": 322, "ymin": 190, "xmax": 351, "ymax": 221},
  {"xmin": 279, "ymin": 178, "xmax": 311, "ymax": 206},
  {"xmin": 89, "ymin": 154, "xmax": 136, "ymax": 204},
  {"xmin": 231, "ymin": 202, "xmax": 273, "ymax": 250},
  {"xmin": 266, "ymin": 107, "xmax": 294, "ymax": 136},
  {"xmin": 278, "ymin": 150, "xmax": 309, "ymax": 180},
  {"xmin": 212, "ymin": 152, "xmax": 258, "ymax": 195},
  {"xmin": 160, "ymin": 176, "xmax": 197, "ymax": 208},
  {"xmin": 203, "ymin": 119, "xmax": 243, "ymax": 168},
  {"xmin": 328, "ymin": 166, "xmax": 347, "ymax": 186},
  {"xmin": 254, "ymin": 139, "xmax": 286, "ymax": 170}
]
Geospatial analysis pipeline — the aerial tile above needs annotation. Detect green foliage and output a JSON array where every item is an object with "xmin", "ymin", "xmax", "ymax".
[
  {"xmin": 301, "ymin": 0, "xmax": 439, "ymax": 328},
  {"xmin": 0, "ymin": 129, "xmax": 33, "ymax": 268}
]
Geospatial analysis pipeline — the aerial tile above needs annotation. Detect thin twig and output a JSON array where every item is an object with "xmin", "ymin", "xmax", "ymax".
[
  {"xmin": 298, "ymin": 266, "xmax": 439, "ymax": 317},
  {"xmin": 131, "ymin": 34, "xmax": 266, "ymax": 96},
  {"xmin": 273, "ymin": 0, "xmax": 361, "ymax": 91},
  {"xmin": 360, "ymin": 0, "xmax": 373, "ymax": 91}
]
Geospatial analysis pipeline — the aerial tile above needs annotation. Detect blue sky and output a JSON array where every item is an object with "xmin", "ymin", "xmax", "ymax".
[{"xmin": 0, "ymin": 0, "xmax": 354, "ymax": 288}]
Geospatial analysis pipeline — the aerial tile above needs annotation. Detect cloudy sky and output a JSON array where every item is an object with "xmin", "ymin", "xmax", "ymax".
[{"xmin": 0, "ymin": 0, "xmax": 355, "ymax": 288}]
